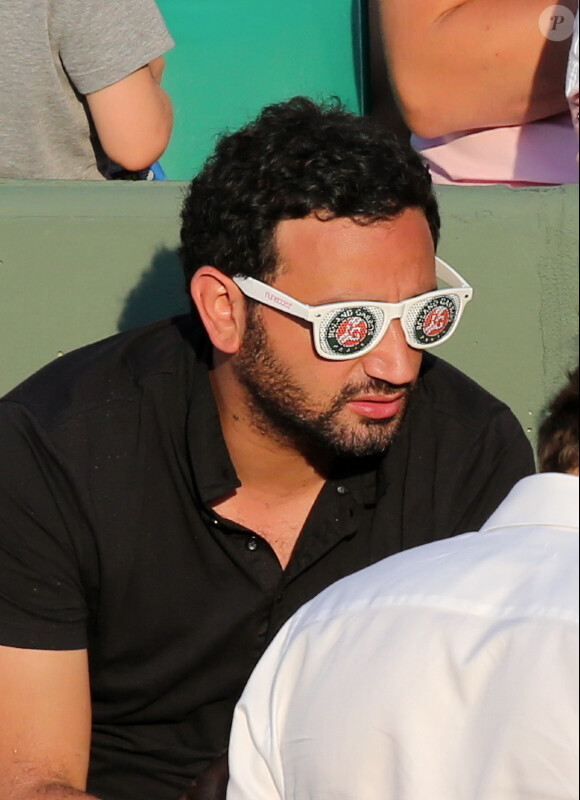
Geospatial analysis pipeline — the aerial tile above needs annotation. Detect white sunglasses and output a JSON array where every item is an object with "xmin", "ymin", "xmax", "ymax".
[{"xmin": 233, "ymin": 257, "xmax": 473, "ymax": 361}]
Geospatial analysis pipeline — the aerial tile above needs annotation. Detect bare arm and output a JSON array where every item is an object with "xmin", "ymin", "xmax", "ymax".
[
  {"xmin": 86, "ymin": 58, "xmax": 173, "ymax": 172},
  {"xmin": 378, "ymin": 0, "xmax": 578, "ymax": 137},
  {"xmin": 0, "ymin": 646, "xmax": 99, "ymax": 800}
]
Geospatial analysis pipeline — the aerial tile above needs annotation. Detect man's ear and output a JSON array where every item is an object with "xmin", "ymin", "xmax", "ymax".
[{"xmin": 190, "ymin": 267, "xmax": 246, "ymax": 354}]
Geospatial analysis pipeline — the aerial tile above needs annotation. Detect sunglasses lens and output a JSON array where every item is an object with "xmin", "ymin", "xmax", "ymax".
[
  {"xmin": 405, "ymin": 294, "xmax": 460, "ymax": 347},
  {"xmin": 319, "ymin": 307, "xmax": 384, "ymax": 358}
]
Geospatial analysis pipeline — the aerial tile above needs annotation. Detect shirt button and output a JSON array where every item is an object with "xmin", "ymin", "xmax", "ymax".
[
  {"xmin": 211, "ymin": 517, "xmax": 220, "ymax": 526},
  {"xmin": 246, "ymin": 536, "xmax": 259, "ymax": 552},
  {"xmin": 336, "ymin": 485, "xmax": 349, "ymax": 496}
]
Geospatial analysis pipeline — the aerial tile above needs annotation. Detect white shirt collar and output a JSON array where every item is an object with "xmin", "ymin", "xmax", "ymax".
[{"xmin": 482, "ymin": 472, "xmax": 579, "ymax": 533}]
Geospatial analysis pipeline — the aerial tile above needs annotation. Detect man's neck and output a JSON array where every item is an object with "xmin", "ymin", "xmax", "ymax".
[
  {"xmin": 209, "ymin": 362, "xmax": 329, "ymax": 497},
  {"xmin": 208, "ymin": 362, "xmax": 329, "ymax": 568}
]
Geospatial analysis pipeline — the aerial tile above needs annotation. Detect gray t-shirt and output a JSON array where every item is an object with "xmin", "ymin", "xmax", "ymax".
[{"xmin": 0, "ymin": 0, "xmax": 174, "ymax": 180}]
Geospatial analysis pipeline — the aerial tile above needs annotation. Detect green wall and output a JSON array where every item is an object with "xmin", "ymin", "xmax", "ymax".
[
  {"xmin": 434, "ymin": 186, "xmax": 578, "ymax": 440},
  {"xmin": 156, "ymin": 0, "xmax": 368, "ymax": 180},
  {"xmin": 0, "ymin": 180, "xmax": 577, "ymax": 445}
]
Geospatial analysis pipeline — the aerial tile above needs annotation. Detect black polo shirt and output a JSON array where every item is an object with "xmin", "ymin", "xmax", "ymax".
[{"xmin": 0, "ymin": 317, "xmax": 534, "ymax": 800}]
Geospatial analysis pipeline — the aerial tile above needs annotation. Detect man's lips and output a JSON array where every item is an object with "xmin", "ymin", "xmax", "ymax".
[{"xmin": 347, "ymin": 393, "xmax": 406, "ymax": 420}]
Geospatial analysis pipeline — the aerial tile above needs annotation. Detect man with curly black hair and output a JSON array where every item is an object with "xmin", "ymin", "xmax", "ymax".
[{"xmin": 0, "ymin": 98, "xmax": 533, "ymax": 800}]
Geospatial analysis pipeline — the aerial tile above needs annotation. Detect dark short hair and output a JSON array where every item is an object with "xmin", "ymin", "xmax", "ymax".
[
  {"xmin": 180, "ymin": 97, "xmax": 440, "ymax": 288},
  {"xmin": 538, "ymin": 367, "xmax": 579, "ymax": 474}
]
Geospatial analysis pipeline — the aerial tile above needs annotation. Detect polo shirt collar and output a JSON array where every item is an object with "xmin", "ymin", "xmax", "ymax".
[
  {"xmin": 185, "ymin": 350, "xmax": 381, "ymax": 509},
  {"xmin": 186, "ymin": 345, "xmax": 241, "ymax": 504}
]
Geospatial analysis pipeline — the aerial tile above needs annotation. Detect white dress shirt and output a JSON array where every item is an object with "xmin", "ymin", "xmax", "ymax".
[{"xmin": 227, "ymin": 474, "xmax": 579, "ymax": 800}]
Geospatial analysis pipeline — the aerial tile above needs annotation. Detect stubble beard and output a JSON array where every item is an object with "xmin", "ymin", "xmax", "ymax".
[{"xmin": 232, "ymin": 313, "xmax": 414, "ymax": 459}]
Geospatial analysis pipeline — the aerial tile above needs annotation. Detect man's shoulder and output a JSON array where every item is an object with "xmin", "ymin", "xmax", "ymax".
[
  {"xmin": 0, "ymin": 316, "xmax": 203, "ymax": 432},
  {"xmin": 415, "ymin": 354, "xmax": 519, "ymax": 434},
  {"xmin": 291, "ymin": 482, "xmax": 578, "ymax": 635}
]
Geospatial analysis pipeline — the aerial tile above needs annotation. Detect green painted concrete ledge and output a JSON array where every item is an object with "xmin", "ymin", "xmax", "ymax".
[{"xmin": 0, "ymin": 180, "xmax": 578, "ymax": 446}]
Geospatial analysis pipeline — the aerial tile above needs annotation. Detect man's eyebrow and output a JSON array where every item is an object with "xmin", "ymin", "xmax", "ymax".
[{"xmin": 311, "ymin": 285, "xmax": 439, "ymax": 305}]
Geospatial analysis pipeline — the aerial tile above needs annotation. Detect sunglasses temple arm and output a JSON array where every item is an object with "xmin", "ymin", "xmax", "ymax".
[
  {"xmin": 435, "ymin": 257, "xmax": 471, "ymax": 290},
  {"xmin": 232, "ymin": 276, "xmax": 313, "ymax": 322}
]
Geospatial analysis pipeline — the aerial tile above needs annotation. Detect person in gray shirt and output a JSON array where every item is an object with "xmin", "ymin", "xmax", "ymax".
[{"xmin": 0, "ymin": 0, "xmax": 174, "ymax": 180}]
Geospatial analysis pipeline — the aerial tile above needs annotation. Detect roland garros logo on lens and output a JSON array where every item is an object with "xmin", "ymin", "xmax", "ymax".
[
  {"xmin": 325, "ymin": 308, "xmax": 378, "ymax": 355},
  {"xmin": 414, "ymin": 296, "xmax": 457, "ymax": 345}
]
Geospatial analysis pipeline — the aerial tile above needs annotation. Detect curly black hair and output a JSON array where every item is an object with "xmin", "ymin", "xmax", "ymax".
[
  {"xmin": 538, "ymin": 367, "xmax": 579, "ymax": 474},
  {"xmin": 180, "ymin": 96, "xmax": 440, "ymax": 288}
]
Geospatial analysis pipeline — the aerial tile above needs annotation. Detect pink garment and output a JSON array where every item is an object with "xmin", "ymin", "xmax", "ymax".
[
  {"xmin": 413, "ymin": 112, "xmax": 579, "ymax": 186},
  {"xmin": 567, "ymin": 11, "xmax": 579, "ymax": 151}
]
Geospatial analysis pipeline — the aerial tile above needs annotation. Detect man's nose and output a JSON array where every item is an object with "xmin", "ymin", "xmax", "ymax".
[{"xmin": 359, "ymin": 320, "xmax": 422, "ymax": 386}]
